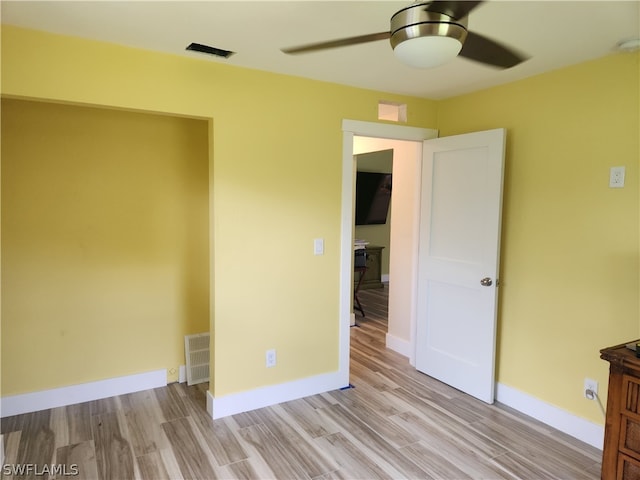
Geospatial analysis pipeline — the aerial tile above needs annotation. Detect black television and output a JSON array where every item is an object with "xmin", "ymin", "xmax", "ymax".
[{"xmin": 355, "ymin": 171, "xmax": 392, "ymax": 225}]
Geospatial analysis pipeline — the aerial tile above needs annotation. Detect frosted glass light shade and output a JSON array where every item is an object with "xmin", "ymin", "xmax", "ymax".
[{"xmin": 393, "ymin": 36, "xmax": 462, "ymax": 68}]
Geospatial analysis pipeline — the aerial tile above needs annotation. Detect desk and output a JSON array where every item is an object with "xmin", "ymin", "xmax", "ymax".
[{"xmin": 354, "ymin": 245, "xmax": 385, "ymax": 290}]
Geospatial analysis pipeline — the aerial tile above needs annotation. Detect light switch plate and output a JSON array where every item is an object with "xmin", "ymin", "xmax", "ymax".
[{"xmin": 314, "ymin": 238, "xmax": 324, "ymax": 255}]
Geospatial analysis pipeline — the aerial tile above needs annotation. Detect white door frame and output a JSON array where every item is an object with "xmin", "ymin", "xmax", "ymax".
[{"xmin": 338, "ymin": 120, "xmax": 438, "ymax": 384}]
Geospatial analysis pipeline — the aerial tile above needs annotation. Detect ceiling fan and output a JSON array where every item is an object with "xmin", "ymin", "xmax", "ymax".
[{"xmin": 281, "ymin": 1, "xmax": 528, "ymax": 69}]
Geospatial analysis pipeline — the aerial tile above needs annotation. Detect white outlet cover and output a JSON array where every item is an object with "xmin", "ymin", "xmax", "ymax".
[
  {"xmin": 266, "ymin": 349, "xmax": 277, "ymax": 368},
  {"xmin": 610, "ymin": 166, "xmax": 625, "ymax": 188},
  {"xmin": 584, "ymin": 378, "xmax": 598, "ymax": 399}
]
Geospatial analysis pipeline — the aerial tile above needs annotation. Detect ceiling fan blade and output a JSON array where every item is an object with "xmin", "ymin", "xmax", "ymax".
[
  {"xmin": 424, "ymin": 1, "xmax": 484, "ymax": 20},
  {"xmin": 460, "ymin": 31, "xmax": 529, "ymax": 68},
  {"xmin": 282, "ymin": 31, "xmax": 390, "ymax": 54}
]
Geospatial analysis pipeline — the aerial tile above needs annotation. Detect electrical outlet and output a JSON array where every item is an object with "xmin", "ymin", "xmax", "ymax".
[
  {"xmin": 584, "ymin": 378, "xmax": 598, "ymax": 400},
  {"xmin": 609, "ymin": 166, "xmax": 625, "ymax": 188},
  {"xmin": 266, "ymin": 349, "xmax": 277, "ymax": 368}
]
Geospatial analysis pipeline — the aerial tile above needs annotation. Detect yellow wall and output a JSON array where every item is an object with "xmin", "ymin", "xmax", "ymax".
[
  {"xmin": 1, "ymin": 98, "xmax": 210, "ymax": 393},
  {"xmin": 437, "ymin": 52, "xmax": 640, "ymax": 423},
  {"xmin": 3, "ymin": 24, "xmax": 637, "ymax": 428},
  {"xmin": 0, "ymin": 26, "xmax": 437, "ymax": 397}
]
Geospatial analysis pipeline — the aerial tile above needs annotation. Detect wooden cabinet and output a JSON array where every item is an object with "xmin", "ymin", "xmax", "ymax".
[
  {"xmin": 601, "ymin": 340, "xmax": 640, "ymax": 480},
  {"xmin": 355, "ymin": 245, "xmax": 385, "ymax": 290}
]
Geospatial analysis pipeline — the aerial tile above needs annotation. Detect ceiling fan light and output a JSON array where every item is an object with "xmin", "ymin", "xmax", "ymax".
[{"xmin": 393, "ymin": 36, "xmax": 462, "ymax": 68}]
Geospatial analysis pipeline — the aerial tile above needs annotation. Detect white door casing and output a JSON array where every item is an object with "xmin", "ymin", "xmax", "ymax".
[
  {"xmin": 415, "ymin": 128, "xmax": 506, "ymax": 404},
  {"xmin": 340, "ymin": 120, "xmax": 437, "ymax": 386}
]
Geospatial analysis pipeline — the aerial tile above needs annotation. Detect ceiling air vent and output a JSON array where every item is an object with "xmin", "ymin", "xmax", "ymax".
[
  {"xmin": 186, "ymin": 42, "xmax": 235, "ymax": 59},
  {"xmin": 184, "ymin": 332, "xmax": 210, "ymax": 386}
]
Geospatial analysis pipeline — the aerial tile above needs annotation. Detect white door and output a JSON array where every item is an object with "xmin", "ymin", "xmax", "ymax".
[{"xmin": 415, "ymin": 128, "xmax": 505, "ymax": 404}]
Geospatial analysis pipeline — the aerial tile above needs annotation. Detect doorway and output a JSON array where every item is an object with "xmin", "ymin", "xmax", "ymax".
[
  {"xmin": 353, "ymin": 149, "xmax": 393, "ymax": 324},
  {"xmin": 337, "ymin": 120, "xmax": 438, "ymax": 386},
  {"xmin": 341, "ymin": 121, "xmax": 505, "ymax": 406}
]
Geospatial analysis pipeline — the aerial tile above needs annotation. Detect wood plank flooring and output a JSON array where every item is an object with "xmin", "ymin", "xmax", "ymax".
[{"xmin": 2, "ymin": 285, "xmax": 602, "ymax": 479}]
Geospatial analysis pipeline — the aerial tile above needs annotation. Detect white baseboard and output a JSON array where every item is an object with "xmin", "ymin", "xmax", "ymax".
[
  {"xmin": 0, "ymin": 369, "xmax": 167, "ymax": 417},
  {"xmin": 496, "ymin": 383, "xmax": 604, "ymax": 450},
  {"xmin": 179, "ymin": 365, "xmax": 187, "ymax": 383},
  {"xmin": 381, "ymin": 274, "xmax": 390, "ymax": 283},
  {"xmin": 386, "ymin": 332, "xmax": 411, "ymax": 358},
  {"xmin": 207, "ymin": 370, "xmax": 348, "ymax": 419}
]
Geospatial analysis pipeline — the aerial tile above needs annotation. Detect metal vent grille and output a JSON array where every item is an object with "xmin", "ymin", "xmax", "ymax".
[
  {"xmin": 186, "ymin": 42, "xmax": 235, "ymax": 58},
  {"xmin": 185, "ymin": 333, "xmax": 210, "ymax": 386}
]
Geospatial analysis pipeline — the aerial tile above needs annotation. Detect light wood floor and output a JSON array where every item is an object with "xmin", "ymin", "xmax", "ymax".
[{"xmin": 2, "ymin": 285, "xmax": 602, "ymax": 479}]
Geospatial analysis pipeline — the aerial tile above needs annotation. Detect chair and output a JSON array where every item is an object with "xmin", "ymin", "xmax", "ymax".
[{"xmin": 354, "ymin": 250, "xmax": 367, "ymax": 317}]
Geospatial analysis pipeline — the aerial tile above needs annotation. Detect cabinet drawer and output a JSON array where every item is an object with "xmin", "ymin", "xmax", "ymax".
[
  {"xmin": 623, "ymin": 374, "xmax": 640, "ymax": 416},
  {"xmin": 620, "ymin": 415, "xmax": 640, "ymax": 459},
  {"xmin": 617, "ymin": 453, "xmax": 640, "ymax": 480}
]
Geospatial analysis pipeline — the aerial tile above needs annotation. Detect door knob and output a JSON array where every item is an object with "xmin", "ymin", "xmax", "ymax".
[{"xmin": 480, "ymin": 277, "xmax": 493, "ymax": 287}]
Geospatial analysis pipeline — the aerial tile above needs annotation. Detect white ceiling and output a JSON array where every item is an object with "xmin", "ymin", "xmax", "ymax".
[{"xmin": 2, "ymin": 1, "xmax": 639, "ymax": 99}]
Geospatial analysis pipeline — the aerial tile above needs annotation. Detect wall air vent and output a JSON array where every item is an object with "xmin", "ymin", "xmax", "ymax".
[
  {"xmin": 378, "ymin": 100, "xmax": 407, "ymax": 123},
  {"xmin": 184, "ymin": 332, "xmax": 210, "ymax": 385},
  {"xmin": 186, "ymin": 42, "xmax": 235, "ymax": 59}
]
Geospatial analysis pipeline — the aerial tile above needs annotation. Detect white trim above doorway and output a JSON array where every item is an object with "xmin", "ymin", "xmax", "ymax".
[{"xmin": 342, "ymin": 120, "xmax": 438, "ymax": 142}]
